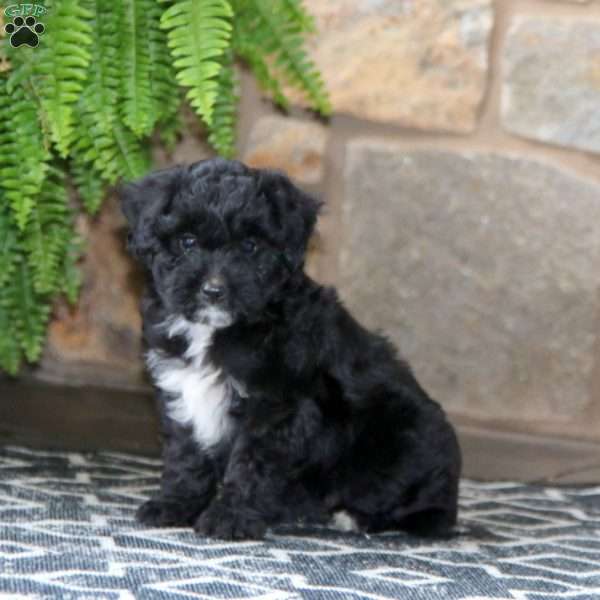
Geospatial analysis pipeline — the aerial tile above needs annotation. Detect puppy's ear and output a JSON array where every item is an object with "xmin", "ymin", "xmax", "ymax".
[
  {"xmin": 119, "ymin": 166, "xmax": 181, "ymax": 264},
  {"xmin": 120, "ymin": 166, "xmax": 181, "ymax": 227},
  {"xmin": 258, "ymin": 170, "xmax": 322, "ymax": 270}
]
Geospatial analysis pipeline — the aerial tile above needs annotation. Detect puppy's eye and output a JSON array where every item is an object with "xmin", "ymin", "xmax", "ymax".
[
  {"xmin": 240, "ymin": 239, "xmax": 257, "ymax": 255},
  {"xmin": 179, "ymin": 234, "xmax": 198, "ymax": 252}
]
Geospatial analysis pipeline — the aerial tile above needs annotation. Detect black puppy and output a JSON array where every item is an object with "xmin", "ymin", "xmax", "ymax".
[{"xmin": 121, "ymin": 158, "xmax": 461, "ymax": 540}]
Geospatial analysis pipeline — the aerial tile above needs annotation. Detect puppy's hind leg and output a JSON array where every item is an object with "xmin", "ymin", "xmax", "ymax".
[
  {"xmin": 335, "ymin": 408, "xmax": 461, "ymax": 538},
  {"xmin": 337, "ymin": 464, "xmax": 460, "ymax": 538}
]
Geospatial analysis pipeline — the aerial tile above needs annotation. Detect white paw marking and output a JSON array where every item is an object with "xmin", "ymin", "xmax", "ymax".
[{"xmin": 330, "ymin": 510, "xmax": 360, "ymax": 532}]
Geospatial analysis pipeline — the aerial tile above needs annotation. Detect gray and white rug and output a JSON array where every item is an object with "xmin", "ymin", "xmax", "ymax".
[{"xmin": 0, "ymin": 445, "xmax": 599, "ymax": 599}]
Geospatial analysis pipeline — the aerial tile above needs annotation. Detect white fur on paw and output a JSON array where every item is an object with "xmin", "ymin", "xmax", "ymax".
[{"xmin": 330, "ymin": 510, "xmax": 359, "ymax": 532}]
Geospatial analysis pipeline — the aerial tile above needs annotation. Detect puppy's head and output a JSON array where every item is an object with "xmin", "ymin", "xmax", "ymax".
[{"xmin": 121, "ymin": 158, "xmax": 320, "ymax": 327}]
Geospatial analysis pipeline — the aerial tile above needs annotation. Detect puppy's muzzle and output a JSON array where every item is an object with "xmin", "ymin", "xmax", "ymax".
[{"xmin": 201, "ymin": 277, "xmax": 225, "ymax": 304}]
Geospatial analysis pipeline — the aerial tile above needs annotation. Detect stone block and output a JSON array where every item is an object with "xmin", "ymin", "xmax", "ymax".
[
  {"xmin": 42, "ymin": 197, "xmax": 146, "ymax": 387},
  {"xmin": 502, "ymin": 17, "xmax": 600, "ymax": 154},
  {"xmin": 341, "ymin": 140, "xmax": 600, "ymax": 431},
  {"xmin": 293, "ymin": 0, "xmax": 493, "ymax": 132},
  {"xmin": 243, "ymin": 115, "xmax": 328, "ymax": 185}
]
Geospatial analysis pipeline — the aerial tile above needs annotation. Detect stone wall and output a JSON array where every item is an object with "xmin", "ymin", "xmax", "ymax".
[{"xmin": 42, "ymin": 0, "xmax": 600, "ymax": 448}]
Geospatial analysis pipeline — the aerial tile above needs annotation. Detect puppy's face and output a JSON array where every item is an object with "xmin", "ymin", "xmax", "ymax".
[{"xmin": 121, "ymin": 159, "xmax": 320, "ymax": 327}]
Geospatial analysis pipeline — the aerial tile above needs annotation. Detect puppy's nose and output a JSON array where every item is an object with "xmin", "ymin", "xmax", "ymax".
[{"xmin": 201, "ymin": 278, "xmax": 225, "ymax": 303}]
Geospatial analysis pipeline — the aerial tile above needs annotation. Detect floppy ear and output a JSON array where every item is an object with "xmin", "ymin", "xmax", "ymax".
[
  {"xmin": 120, "ymin": 166, "xmax": 182, "ymax": 227},
  {"xmin": 119, "ymin": 166, "xmax": 182, "ymax": 264},
  {"xmin": 257, "ymin": 170, "xmax": 322, "ymax": 270}
]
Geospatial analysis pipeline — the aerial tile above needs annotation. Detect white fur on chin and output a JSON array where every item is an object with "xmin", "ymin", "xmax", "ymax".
[{"xmin": 146, "ymin": 312, "xmax": 232, "ymax": 450}]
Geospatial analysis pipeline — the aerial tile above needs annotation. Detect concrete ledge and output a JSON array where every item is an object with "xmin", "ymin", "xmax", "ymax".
[
  {"xmin": 457, "ymin": 423, "xmax": 600, "ymax": 484},
  {"xmin": 0, "ymin": 377, "xmax": 159, "ymax": 456},
  {"xmin": 2, "ymin": 378, "xmax": 599, "ymax": 484}
]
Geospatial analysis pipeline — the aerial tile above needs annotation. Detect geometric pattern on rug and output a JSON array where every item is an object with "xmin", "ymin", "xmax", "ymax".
[{"xmin": 1, "ymin": 445, "xmax": 599, "ymax": 599}]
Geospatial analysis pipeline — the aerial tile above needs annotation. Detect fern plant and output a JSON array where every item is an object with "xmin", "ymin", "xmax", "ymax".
[{"xmin": 0, "ymin": 0, "xmax": 329, "ymax": 375}]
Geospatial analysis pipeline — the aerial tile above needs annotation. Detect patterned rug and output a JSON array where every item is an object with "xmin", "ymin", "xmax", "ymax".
[{"xmin": 0, "ymin": 446, "xmax": 599, "ymax": 599}]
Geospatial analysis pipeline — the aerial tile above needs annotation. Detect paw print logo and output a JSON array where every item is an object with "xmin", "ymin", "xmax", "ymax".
[{"xmin": 4, "ymin": 15, "xmax": 45, "ymax": 48}]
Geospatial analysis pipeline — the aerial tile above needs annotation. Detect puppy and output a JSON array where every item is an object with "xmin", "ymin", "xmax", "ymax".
[{"xmin": 121, "ymin": 158, "xmax": 461, "ymax": 540}]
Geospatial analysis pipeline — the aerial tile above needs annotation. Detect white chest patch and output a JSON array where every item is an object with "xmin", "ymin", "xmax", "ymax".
[{"xmin": 146, "ymin": 316, "xmax": 232, "ymax": 449}]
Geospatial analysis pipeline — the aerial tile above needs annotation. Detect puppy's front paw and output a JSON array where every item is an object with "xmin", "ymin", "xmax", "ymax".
[
  {"xmin": 136, "ymin": 498, "xmax": 197, "ymax": 527},
  {"xmin": 194, "ymin": 501, "xmax": 266, "ymax": 540}
]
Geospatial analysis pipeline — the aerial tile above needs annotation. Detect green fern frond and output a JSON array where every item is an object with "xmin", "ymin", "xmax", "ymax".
[
  {"xmin": 113, "ymin": 122, "xmax": 152, "ymax": 179},
  {"xmin": 73, "ymin": 0, "xmax": 150, "ymax": 192},
  {"xmin": 0, "ymin": 74, "xmax": 49, "ymax": 230},
  {"xmin": 121, "ymin": 0, "xmax": 155, "ymax": 136},
  {"xmin": 0, "ymin": 289, "xmax": 22, "ymax": 375},
  {"xmin": 35, "ymin": 0, "xmax": 93, "ymax": 157},
  {"xmin": 0, "ymin": 194, "xmax": 18, "ymax": 289},
  {"xmin": 278, "ymin": 0, "xmax": 316, "ymax": 33},
  {"xmin": 120, "ymin": 0, "xmax": 181, "ymax": 136},
  {"xmin": 79, "ymin": 0, "xmax": 122, "ymax": 136},
  {"xmin": 233, "ymin": 32, "xmax": 290, "ymax": 110},
  {"xmin": 61, "ymin": 235, "xmax": 84, "ymax": 305},
  {"xmin": 24, "ymin": 166, "xmax": 71, "ymax": 295},
  {"xmin": 160, "ymin": 0, "xmax": 233, "ymax": 126},
  {"xmin": 25, "ymin": 222, "xmax": 67, "ymax": 295},
  {"xmin": 237, "ymin": 0, "xmax": 330, "ymax": 116},
  {"xmin": 10, "ymin": 259, "xmax": 52, "ymax": 363},
  {"xmin": 75, "ymin": 91, "xmax": 151, "ymax": 184},
  {"xmin": 207, "ymin": 50, "xmax": 238, "ymax": 157},
  {"xmin": 149, "ymin": 1, "xmax": 183, "ymax": 145},
  {"xmin": 158, "ymin": 103, "xmax": 184, "ymax": 151},
  {"xmin": 149, "ymin": 4, "xmax": 181, "ymax": 127},
  {"xmin": 71, "ymin": 157, "xmax": 105, "ymax": 214}
]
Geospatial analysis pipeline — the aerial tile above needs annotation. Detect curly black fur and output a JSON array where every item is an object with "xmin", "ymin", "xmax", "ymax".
[{"xmin": 121, "ymin": 158, "xmax": 461, "ymax": 540}]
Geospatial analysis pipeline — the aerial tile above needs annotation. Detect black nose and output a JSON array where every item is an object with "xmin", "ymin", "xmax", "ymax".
[{"xmin": 201, "ymin": 279, "xmax": 225, "ymax": 303}]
